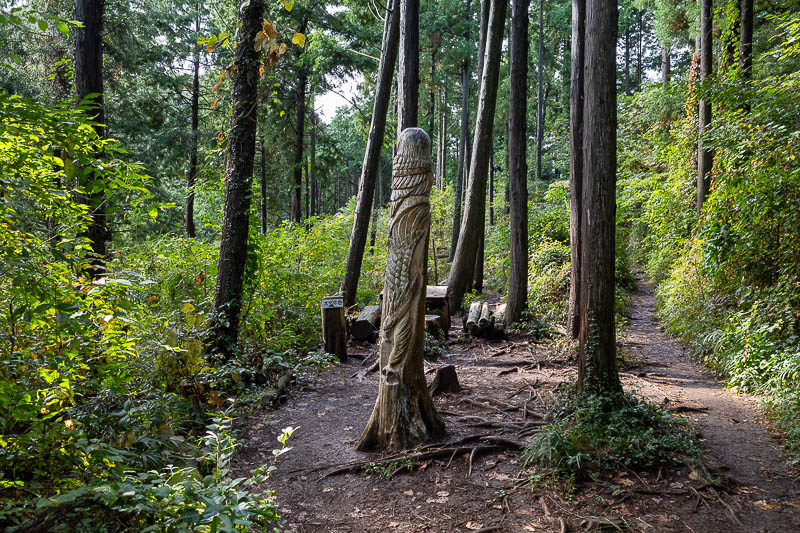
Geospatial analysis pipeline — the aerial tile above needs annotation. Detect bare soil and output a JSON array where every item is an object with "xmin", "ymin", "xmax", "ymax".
[{"xmin": 234, "ymin": 275, "xmax": 800, "ymax": 532}]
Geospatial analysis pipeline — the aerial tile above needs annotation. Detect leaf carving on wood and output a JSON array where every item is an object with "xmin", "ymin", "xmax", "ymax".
[{"xmin": 380, "ymin": 128, "xmax": 433, "ymax": 386}]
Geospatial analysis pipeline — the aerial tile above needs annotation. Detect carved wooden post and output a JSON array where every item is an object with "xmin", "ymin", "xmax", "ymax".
[
  {"xmin": 321, "ymin": 296, "xmax": 347, "ymax": 361},
  {"xmin": 356, "ymin": 128, "xmax": 445, "ymax": 451}
]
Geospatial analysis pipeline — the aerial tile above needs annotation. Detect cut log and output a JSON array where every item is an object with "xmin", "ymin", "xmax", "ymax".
[
  {"xmin": 466, "ymin": 302, "xmax": 482, "ymax": 334},
  {"xmin": 428, "ymin": 364, "xmax": 462, "ymax": 395},
  {"xmin": 321, "ymin": 296, "xmax": 347, "ymax": 361},
  {"xmin": 479, "ymin": 302, "xmax": 490, "ymax": 327},
  {"xmin": 425, "ymin": 314, "xmax": 445, "ymax": 339},
  {"xmin": 351, "ymin": 304, "xmax": 381, "ymax": 342},
  {"xmin": 493, "ymin": 303, "xmax": 507, "ymax": 323}
]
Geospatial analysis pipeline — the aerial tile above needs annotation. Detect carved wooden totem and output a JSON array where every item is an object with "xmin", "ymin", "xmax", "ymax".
[{"xmin": 356, "ymin": 128, "xmax": 445, "ymax": 451}]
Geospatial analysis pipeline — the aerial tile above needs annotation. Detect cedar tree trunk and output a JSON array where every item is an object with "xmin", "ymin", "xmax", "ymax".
[{"xmin": 697, "ymin": 0, "xmax": 713, "ymax": 219}]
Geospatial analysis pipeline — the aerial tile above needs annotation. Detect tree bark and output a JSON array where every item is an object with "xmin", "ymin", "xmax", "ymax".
[
  {"xmin": 447, "ymin": 0, "xmax": 508, "ymax": 314},
  {"xmin": 506, "ymin": 0, "xmax": 529, "ymax": 327},
  {"xmin": 74, "ymin": 0, "xmax": 109, "ymax": 275},
  {"xmin": 357, "ymin": 128, "xmax": 444, "ymax": 451},
  {"xmin": 536, "ymin": 0, "xmax": 544, "ymax": 180},
  {"xmin": 488, "ymin": 141, "xmax": 495, "ymax": 225},
  {"xmin": 697, "ymin": 0, "xmax": 713, "ymax": 219},
  {"xmin": 661, "ymin": 47, "xmax": 670, "ymax": 84},
  {"xmin": 186, "ymin": 12, "xmax": 200, "ymax": 238},
  {"xmin": 397, "ymin": 0, "xmax": 420, "ymax": 135},
  {"xmin": 341, "ymin": 0, "xmax": 400, "ymax": 308},
  {"xmin": 624, "ymin": 26, "xmax": 630, "ymax": 96},
  {"xmin": 206, "ymin": 0, "xmax": 265, "ymax": 359},
  {"xmin": 291, "ymin": 19, "xmax": 309, "ymax": 224},
  {"xmin": 477, "ymin": 0, "xmax": 490, "ymax": 95},
  {"xmin": 577, "ymin": 0, "xmax": 620, "ymax": 394},
  {"xmin": 636, "ymin": 10, "xmax": 643, "ymax": 91},
  {"xmin": 739, "ymin": 0, "xmax": 753, "ymax": 78},
  {"xmin": 568, "ymin": 0, "xmax": 585, "ymax": 340},
  {"xmin": 310, "ymin": 112, "xmax": 317, "ymax": 216}
]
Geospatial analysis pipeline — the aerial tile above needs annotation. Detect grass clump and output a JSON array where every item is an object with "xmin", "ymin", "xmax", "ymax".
[{"xmin": 522, "ymin": 387, "xmax": 700, "ymax": 480}]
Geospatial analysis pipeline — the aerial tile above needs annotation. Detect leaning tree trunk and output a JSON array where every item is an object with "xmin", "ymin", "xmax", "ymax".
[
  {"xmin": 397, "ymin": 0, "xmax": 420, "ymax": 135},
  {"xmin": 577, "ymin": 0, "xmax": 620, "ymax": 394},
  {"xmin": 567, "ymin": 0, "xmax": 585, "ymax": 339},
  {"xmin": 186, "ymin": 13, "xmax": 200, "ymax": 238},
  {"xmin": 447, "ymin": 0, "xmax": 508, "ymax": 314},
  {"xmin": 696, "ymin": 0, "xmax": 713, "ymax": 219},
  {"xmin": 207, "ymin": 0, "xmax": 265, "ymax": 360},
  {"xmin": 74, "ymin": 0, "xmax": 108, "ymax": 276},
  {"xmin": 290, "ymin": 19, "xmax": 309, "ymax": 224},
  {"xmin": 341, "ymin": 0, "xmax": 400, "ymax": 308},
  {"xmin": 449, "ymin": 0, "xmax": 471, "ymax": 262},
  {"xmin": 471, "ymin": 0, "xmax": 491, "ymax": 294},
  {"xmin": 357, "ymin": 128, "xmax": 445, "ymax": 451},
  {"xmin": 506, "ymin": 0, "xmax": 529, "ymax": 327}
]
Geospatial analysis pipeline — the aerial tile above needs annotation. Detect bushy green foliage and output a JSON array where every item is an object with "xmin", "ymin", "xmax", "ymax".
[
  {"xmin": 522, "ymin": 388, "xmax": 700, "ymax": 478},
  {"xmin": 617, "ymin": 12, "xmax": 800, "ymax": 458}
]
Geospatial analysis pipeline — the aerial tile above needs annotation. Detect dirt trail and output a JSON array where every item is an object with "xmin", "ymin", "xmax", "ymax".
[{"xmin": 234, "ymin": 276, "xmax": 799, "ymax": 532}]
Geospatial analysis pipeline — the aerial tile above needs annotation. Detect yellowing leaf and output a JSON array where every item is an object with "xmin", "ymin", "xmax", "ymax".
[
  {"xmin": 180, "ymin": 302, "xmax": 196, "ymax": 313},
  {"xmin": 253, "ymin": 31, "xmax": 267, "ymax": 52},
  {"xmin": 217, "ymin": 130, "xmax": 225, "ymax": 141},
  {"xmin": 210, "ymin": 97, "xmax": 219, "ymax": 109},
  {"xmin": 292, "ymin": 32, "xmax": 306, "ymax": 48},
  {"xmin": 259, "ymin": 63, "xmax": 265, "ymax": 77},
  {"xmin": 262, "ymin": 20, "xmax": 279, "ymax": 40},
  {"xmin": 279, "ymin": 43, "xmax": 287, "ymax": 55},
  {"xmin": 280, "ymin": 0, "xmax": 295, "ymax": 11}
]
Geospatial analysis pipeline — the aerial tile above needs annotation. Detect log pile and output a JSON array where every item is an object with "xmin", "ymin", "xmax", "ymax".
[{"xmin": 464, "ymin": 302, "xmax": 505, "ymax": 338}]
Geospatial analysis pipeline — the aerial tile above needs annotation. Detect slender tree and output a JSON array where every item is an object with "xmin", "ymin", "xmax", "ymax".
[
  {"xmin": 472, "ymin": 0, "xmax": 491, "ymax": 293},
  {"xmin": 342, "ymin": 0, "xmax": 400, "ymax": 308},
  {"xmin": 447, "ymin": 0, "xmax": 508, "ymax": 313},
  {"xmin": 74, "ymin": 0, "xmax": 109, "ymax": 274},
  {"xmin": 290, "ymin": 18, "xmax": 309, "ymax": 223},
  {"xmin": 567, "ymin": 0, "xmax": 584, "ymax": 339},
  {"xmin": 206, "ymin": 0, "xmax": 265, "ymax": 359},
  {"xmin": 661, "ymin": 47, "xmax": 670, "ymax": 84},
  {"xmin": 739, "ymin": 0, "xmax": 753, "ymax": 78},
  {"xmin": 186, "ymin": 9, "xmax": 200, "ymax": 238},
  {"xmin": 697, "ymin": 0, "xmax": 713, "ymax": 218},
  {"xmin": 535, "ymin": 0, "xmax": 544, "ymax": 180},
  {"xmin": 506, "ymin": 0, "xmax": 529, "ymax": 326},
  {"xmin": 397, "ymin": 0, "xmax": 420, "ymax": 134},
  {"xmin": 260, "ymin": 139, "xmax": 267, "ymax": 234},
  {"xmin": 449, "ymin": 0, "xmax": 471, "ymax": 262},
  {"xmin": 577, "ymin": 0, "xmax": 620, "ymax": 393}
]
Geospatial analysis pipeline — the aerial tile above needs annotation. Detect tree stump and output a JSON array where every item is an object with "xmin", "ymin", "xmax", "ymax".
[
  {"xmin": 466, "ymin": 302, "xmax": 482, "ymax": 335},
  {"xmin": 429, "ymin": 364, "xmax": 462, "ymax": 396},
  {"xmin": 321, "ymin": 296, "xmax": 347, "ymax": 361},
  {"xmin": 357, "ymin": 128, "xmax": 445, "ymax": 451},
  {"xmin": 425, "ymin": 314, "xmax": 444, "ymax": 339},
  {"xmin": 352, "ymin": 304, "xmax": 381, "ymax": 342}
]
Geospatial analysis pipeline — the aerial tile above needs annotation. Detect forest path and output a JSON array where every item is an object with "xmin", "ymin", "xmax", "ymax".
[
  {"xmin": 617, "ymin": 273, "xmax": 800, "ymax": 532},
  {"xmin": 233, "ymin": 276, "xmax": 799, "ymax": 532}
]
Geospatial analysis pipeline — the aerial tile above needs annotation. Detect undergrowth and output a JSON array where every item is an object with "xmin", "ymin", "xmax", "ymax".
[{"xmin": 522, "ymin": 387, "xmax": 700, "ymax": 481}]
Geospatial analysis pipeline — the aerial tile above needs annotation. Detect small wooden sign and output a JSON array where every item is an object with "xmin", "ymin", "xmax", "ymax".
[{"xmin": 321, "ymin": 296, "xmax": 344, "ymax": 309}]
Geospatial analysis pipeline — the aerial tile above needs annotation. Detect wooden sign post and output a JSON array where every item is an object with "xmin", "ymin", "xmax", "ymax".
[{"xmin": 321, "ymin": 296, "xmax": 347, "ymax": 361}]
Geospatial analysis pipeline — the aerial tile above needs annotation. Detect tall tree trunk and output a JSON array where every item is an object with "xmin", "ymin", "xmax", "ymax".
[
  {"xmin": 661, "ymin": 47, "xmax": 671, "ymax": 84},
  {"xmin": 506, "ymin": 0, "xmax": 529, "ymax": 326},
  {"xmin": 186, "ymin": 12, "xmax": 200, "ymax": 238},
  {"xmin": 260, "ymin": 140, "xmax": 267, "ymax": 234},
  {"xmin": 397, "ymin": 0, "xmax": 420, "ymax": 135},
  {"xmin": 477, "ymin": 0, "xmax": 490, "ymax": 94},
  {"xmin": 472, "ymin": 0, "xmax": 492, "ymax": 293},
  {"xmin": 290, "ymin": 19, "xmax": 309, "ymax": 224},
  {"xmin": 447, "ymin": 0, "xmax": 508, "ymax": 313},
  {"xmin": 739, "ymin": 0, "xmax": 753, "ymax": 78},
  {"xmin": 341, "ymin": 0, "xmax": 400, "ymax": 308},
  {"xmin": 697, "ymin": 0, "xmax": 713, "ymax": 219},
  {"xmin": 449, "ymin": 0, "xmax": 471, "ymax": 262},
  {"xmin": 636, "ymin": 10, "xmax": 643, "ymax": 91},
  {"xmin": 577, "ymin": 0, "xmax": 620, "ymax": 394},
  {"xmin": 567, "ymin": 0, "xmax": 584, "ymax": 339},
  {"xmin": 624, "ymin": 26, "xmax": 630, "ymax": 95},
  {"xmin": 74, "ymin": 0, "xmax": 108, "ymax": 275},
  {"xmin": 536, "ymin": 0, "xmax": 544, "ymax": 180},
  {"xmin": 436, "ymin": 88, "xmax": 445, "ymax": 188},
  {"xmin": 207, "ymin": 0, "xmax": 265, "ymax": 359}
]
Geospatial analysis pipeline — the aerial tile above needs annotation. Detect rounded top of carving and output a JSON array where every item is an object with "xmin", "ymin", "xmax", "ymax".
[{"xmin": 396, "ymin": 128, "xmax": 431, "ymax": 160}]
